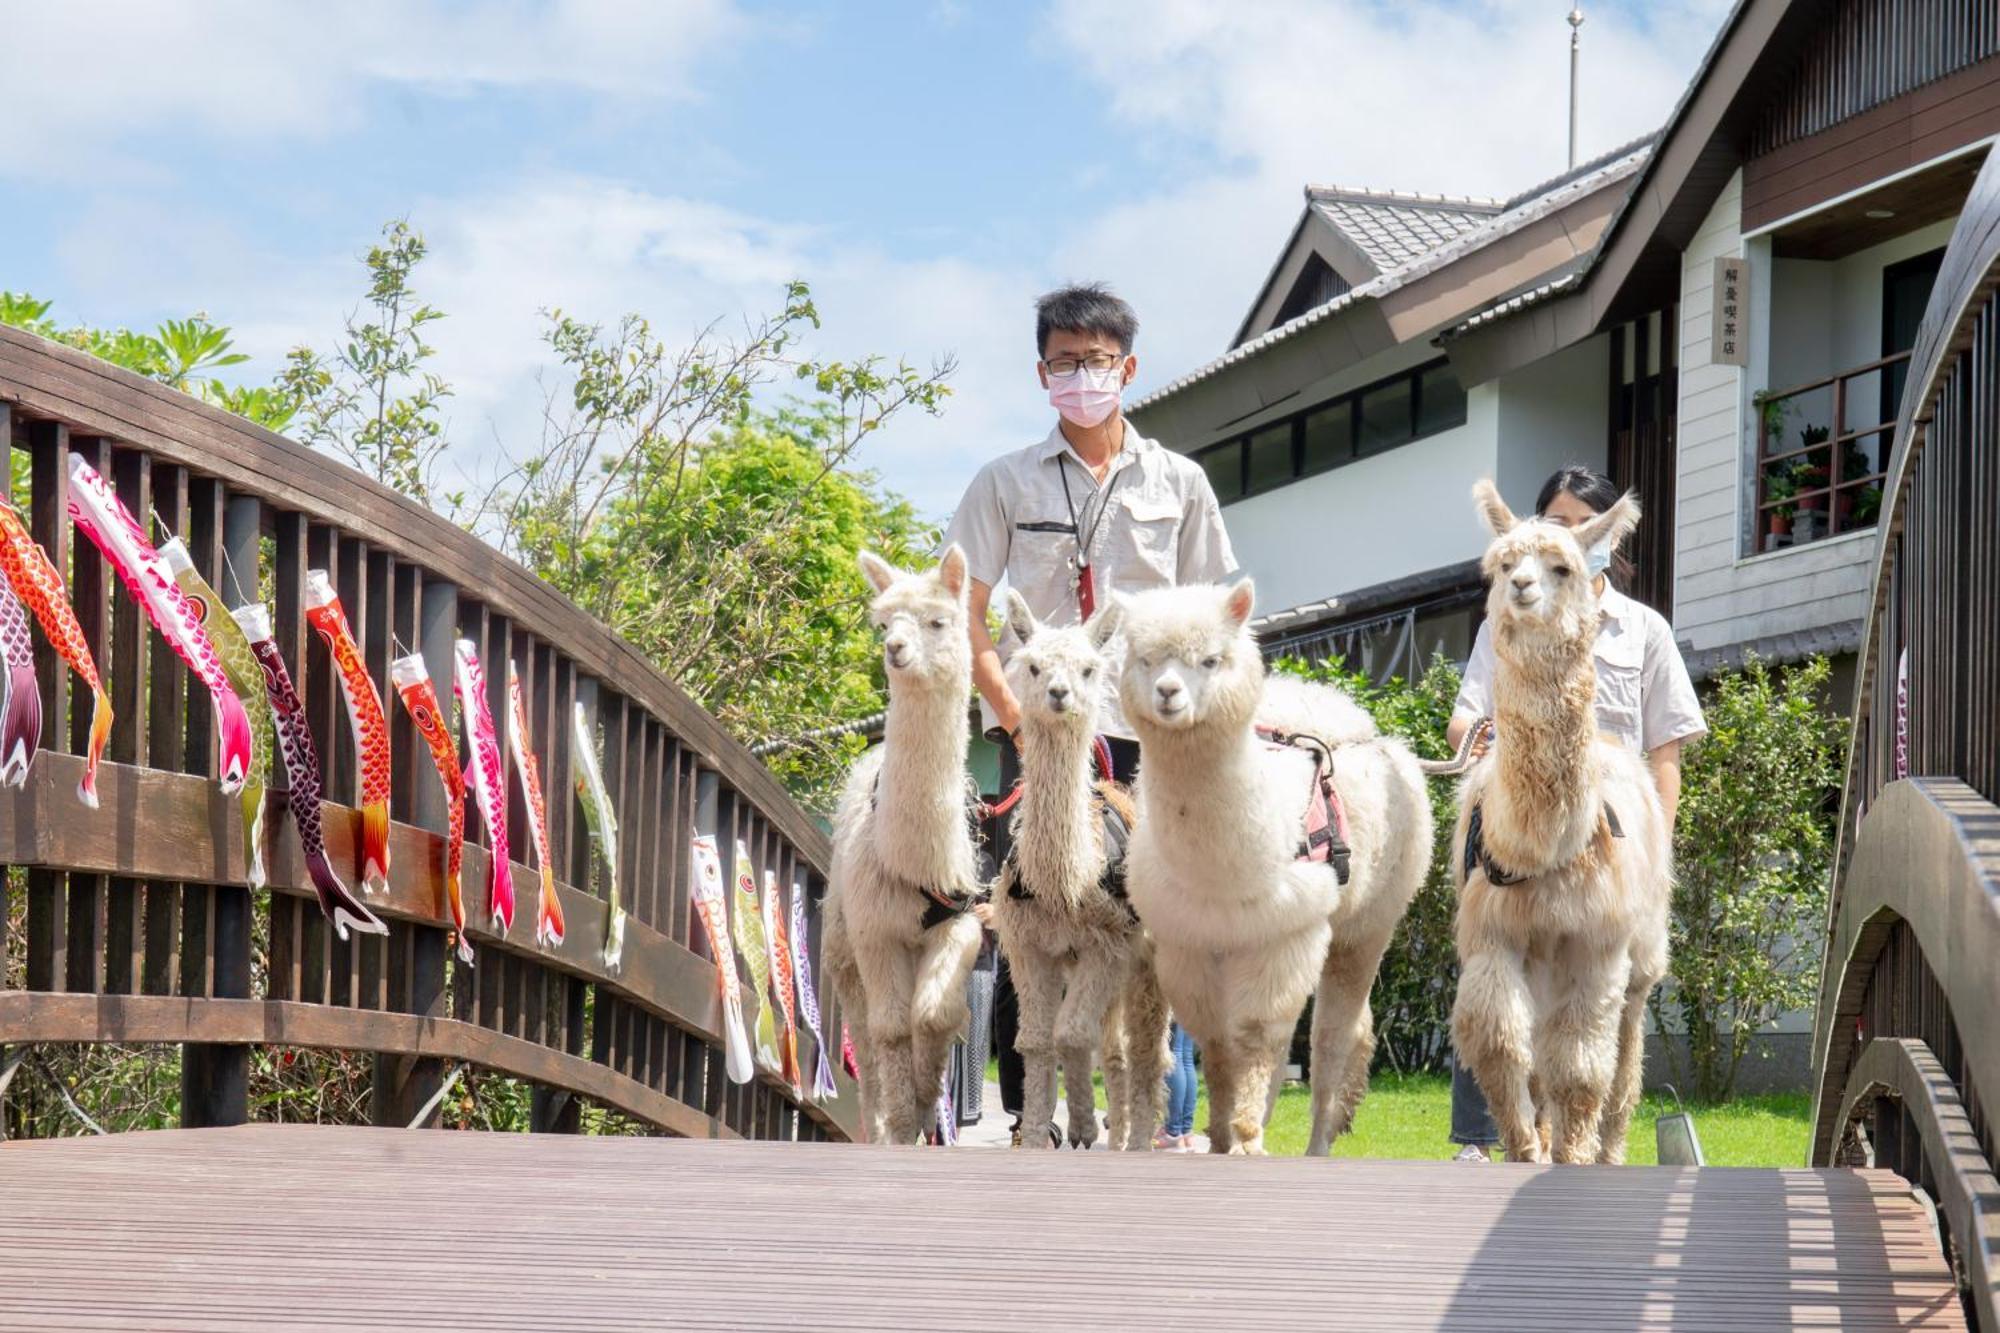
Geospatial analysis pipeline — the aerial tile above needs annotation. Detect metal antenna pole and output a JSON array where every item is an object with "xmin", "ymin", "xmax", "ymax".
[{"xmin": 1568, "ymin": 4, "xmax": 1585, "ymax": 169}]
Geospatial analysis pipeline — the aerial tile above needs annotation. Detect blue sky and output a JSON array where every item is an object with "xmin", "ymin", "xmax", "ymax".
[{"xmin": 0, "ymin": 0, "xmax": 1731, "ymax": 520}]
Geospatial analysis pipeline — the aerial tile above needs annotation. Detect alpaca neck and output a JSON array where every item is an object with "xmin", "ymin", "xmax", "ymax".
[
  {"xmin": 1138, "ymin": 716, "xmax": 1264, "ymax": 826},
  {"xmin": 1013, "ymin": 721, "xmax": 1099, "ymax": 904},
  {"xmin": 1488, "ymin": 618, "xmax": 1601, "ymax": 862},
  {"xmin": 874, "ymin": 674, "xmax": 970, "ymax": 861}
]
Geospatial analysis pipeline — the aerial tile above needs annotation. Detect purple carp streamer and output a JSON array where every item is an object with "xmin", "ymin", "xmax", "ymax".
[
  {"xmin": 0, "ymin": 575, "xmax": 40, "ymax": 788},
  {"xmin": 789, "ymin": 882, "xmax": 838, "ymax": 1101},
  {"xmin": 67, "ymin": 453, "xmax": 252, "ymax": 797},
  {"xmin": 234, "ymin": 604, "xmax": 385, "ymax": 941},
  {"xmin": 453, "ymin": 640, "xmax": 514, "ymax": 933},
  {"xmin": 160, "ymin": 538, "xmax": 273, "ymax": 890}
]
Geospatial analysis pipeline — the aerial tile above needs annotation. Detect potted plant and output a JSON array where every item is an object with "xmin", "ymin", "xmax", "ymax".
[
  {"xmin": 1852, "ymin": 484, "xmax": 1883, "ymax": 527},
  {"xmin": 1765, "ymin": 469, "xmax": 1797, "ymax": 549},
  {"xmin": 1755, "ymin": 394, "xmax": 1793, "ymax": 455}
]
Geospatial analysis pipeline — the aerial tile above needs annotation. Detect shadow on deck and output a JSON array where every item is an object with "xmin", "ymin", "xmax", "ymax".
[{"xmin": 0, "ymin": 1125, "xmax": 1964, "ymax": 1331}]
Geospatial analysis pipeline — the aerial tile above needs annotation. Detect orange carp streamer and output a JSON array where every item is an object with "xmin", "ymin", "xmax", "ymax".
[
  {"xmin": 392, "ymin": 653, "xmax": 470, "ymax": 964},
  {"xmin": 305, "ymin": 570, "xmax": 391, "ymax": 894},
  {"xmin": 0, "ymin": 501, "xmax": 109, "ymax": 806}
]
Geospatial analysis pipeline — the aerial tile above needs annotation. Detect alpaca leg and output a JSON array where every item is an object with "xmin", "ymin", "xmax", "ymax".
[
  {"xmin": 1119, "ymin": 958, "xmax": 1171, "ymax": 1151},
  {"xmin": 907, "ymin": 915, "xmax": 982, "ymax": 1143},
  {"xmin": 1058, "ymin": 1043, "xmax": 1099, "ymax": 1149},
  {"xmin": 1202, "ymin": 1037, "xmax": 1240, "ymax": 1153},
  {"xmin": 1009, "ymin": 941, "xmax": 1065, "ymax": 1151},
  {"xmin": 1305, "ymin": 937, "xmax": 1388, "ymax": 1156},
  {"xmin": 1594, "ymin": 979, "xmax": 1653, "ymax": 1165},
  {"xmin": 1053, "ymin": 944, "xmax": 1125, "ymax": 1149},
  {"xmin": 1099, "ymin": 993, "xmax": 1131, "ymax": 1150},
  {"xmin": 1540, "ymin": 952, "xmax": 1628, "ymax": 1166},
  {"xmin": 1227, "ymin": 1020, "xmax": 1291, "ymax": 1156},
  {"xmin": 855, "ymin": 940, "xmax": 920, "ymax": 1145},
  {"xmin": 1453, "ymin": 947, "xmax": 1543, "ymax": 1163},
  {"xmin": 843, "ymin": 986, "xmax": 881, "ymax": 1144}
]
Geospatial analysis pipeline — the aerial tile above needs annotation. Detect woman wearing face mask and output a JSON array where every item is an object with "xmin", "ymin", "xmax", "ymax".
[
  {"xmin": 944, "ymin": 282, "xmax": 1238, "ymax": 1146},
  {"xmin": 1442, "ymin": 463, "xmax": 1706, "ymax": 1163}
]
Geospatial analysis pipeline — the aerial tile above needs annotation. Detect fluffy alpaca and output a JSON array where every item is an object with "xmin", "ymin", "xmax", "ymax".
[
  {"xmin": 992, "ymin": 592, "xmax": 1169, "ymax": 1151},
  {"xmin": 821, "ymin": 547, "xmax": 985, "ymax": 1145},
  {"xmin": 1118, "ymin": 581, "xmax": 1432, "ymax": 1155},
  {"xmin": 1449, "ymin": 480, "xmax": 1672, "ymax": 1165}
]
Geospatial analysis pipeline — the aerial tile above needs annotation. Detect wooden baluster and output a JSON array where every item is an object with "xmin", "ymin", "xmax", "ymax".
[
  {"xmin": 275, "ymin": 512, "xmax": 325, "ymax": 1008},
  {"xmin": 359, "ymin": 546, "xmax": 393, "ymax": 1012},
  {"xmin": 142, "ymin": 464, "xmax": 188, "ymax": 999},
  {"xmin": 24, "ymin": 421, "xmax": 70, "ymax": 996},
  {"xmin": 456, "ymin": 602, "xmax": 489, "ymax": 1033},
  {"xmin": 102, "ymin": 448, "xmax": 152, "ymax": 995},
  {"xmin": 60, "ymin": 436, "xmax": 112, "ymax": 996},
  {"xmin": 331, "ymin": 533, "xmax": 369, "ymax": 1009}
]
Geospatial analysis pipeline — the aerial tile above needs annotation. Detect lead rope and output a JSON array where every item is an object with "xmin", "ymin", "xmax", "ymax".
[{"xmin": 1418, "ymin": 716, "xmax": 1495, "ymax": 777}]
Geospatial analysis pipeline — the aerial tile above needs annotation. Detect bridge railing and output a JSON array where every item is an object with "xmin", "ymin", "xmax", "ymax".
[
  {"xmin": 1811, "ymin": 153, "xmax": 2000, "ymax": 1327},
  {"xmin": 0, "ymin": 324, "xmax": 856, "ymax": 1143}
]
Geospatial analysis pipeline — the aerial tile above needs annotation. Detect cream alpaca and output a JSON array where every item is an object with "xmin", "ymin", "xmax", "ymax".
[
  {"xmin": 821, "ymin": 547, "xmax": 984, "ymax": 1145},
  {"xmin": 1450, "ymin": 480, "xmax": 1672, "ymax": 1165},
  {"xmin": 1118, "ymin": 581, "xmax": 1432, "ymax": 1155},
  {"xmin": 993, "ymin": 592, "xmax": 1168, "ymax": 1151}
]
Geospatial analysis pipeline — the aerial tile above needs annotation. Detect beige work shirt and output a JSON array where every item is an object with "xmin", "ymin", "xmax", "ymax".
[
  {"xmin": 1453, "ymin": 584, "xmax": 1707, "ymax": 754},
  {"xmin": 944, "ymin": 422, "xmax": 1237, "ymax": 739}
]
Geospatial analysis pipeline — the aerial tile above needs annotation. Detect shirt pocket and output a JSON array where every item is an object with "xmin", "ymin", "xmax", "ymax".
[
  {"xmin": 1592, "ymin": 627, "xmax": 1646, "ymax": 749},
  {"xmin": 1117, "ymin": 491, "xmax": 1181, "ymax": 582},
  {"xmin": 1010, "ymin": 519, "xmax": 1077, "ymax": 602}
]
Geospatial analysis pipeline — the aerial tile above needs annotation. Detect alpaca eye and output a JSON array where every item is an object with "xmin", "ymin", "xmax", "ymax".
[
  {"xmin": 930, "ymin": 618, "xmax": 946, "ymax": 629},
  {"xmin": 1552, "ymin": 566, "xmax": 1572, "ymax": 578},
  {"xmin": 1028, "ymin": 664, "xmax": 1041, "ymax": 678},
  {"xmin": 1500, "ymin": 561, "xmax": 1515, "ymax": 574},
  {"xmin": 1082, "ymin": 667, "xmax": 1094, "ymax": 679},
  {"xmin": 1200, "ymin": 655, "xmax": 1220, "ymax": 670}
]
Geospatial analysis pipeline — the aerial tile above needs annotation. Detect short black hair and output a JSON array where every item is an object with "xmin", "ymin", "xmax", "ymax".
[
  {"xmin": 1035, "ymin": 283, "xmax": 1138, "ymax": 357},
  {"xmin": 1536, "ymin": 463, "xmax": 1636, "ymax": 591}
]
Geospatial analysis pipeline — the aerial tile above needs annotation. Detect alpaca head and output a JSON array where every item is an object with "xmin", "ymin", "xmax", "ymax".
[
  {"xmin": 858, "ymin": 545, "xmax": 972, "ymax": 688},
  {"xmin": 1473, "ymin": 478, "xmax": 1640, "ymax": 643},
  {"xmin": 1002, "ymin": 591, "xmax": 1122, "ymax": 736},
  {"xmin": 1115, "ymin": 580, "xmax": 1262, "ymax": 735}
]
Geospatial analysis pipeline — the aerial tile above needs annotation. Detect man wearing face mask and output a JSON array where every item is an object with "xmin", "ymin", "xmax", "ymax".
[{"xmin": 944, "ymin": 282, "xmax": 1237, "ymax": 1145}]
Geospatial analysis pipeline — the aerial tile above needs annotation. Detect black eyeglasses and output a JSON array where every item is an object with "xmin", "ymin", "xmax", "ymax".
[{"xmin": 1041, "ymin": 352, "xmax": 1124, "ymax": 376}]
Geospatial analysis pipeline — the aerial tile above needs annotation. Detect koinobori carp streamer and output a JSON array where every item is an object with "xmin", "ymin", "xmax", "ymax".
[
  {"xmin": 391, "ymin": 653, "xmax": 470, "ymax": 963},
  {"xmin": 234, "ymin": 604, "xmax": 385, "ymax": 942},
  {"xmin": 690, "ymin": 833, "xmax": 754, "ymax": 1085},
  {"xmin": 731, "ymin": 839, "xmax": 781, "ymax": 1076},
  {"xmin": 0, "ymin": 572, "xmax": 41, "ymax": 788},
  {"xmin": 506, "ymin": 659, "xmax": 563, "ymax": 947},
  {"xmin": 305, "ymin": 570, "xmax": 391, "ymax": 894},
  {"xmin": 0, "ymin": 500, "xmax": 109, "ymax": 806},
  {"xmin": 788, "ymin": 881, "xmax": 838, "ymax": 1101},
  {"xmin": 453, "ymin": 640, "xmax": 514, "ymax": 934},
  {"xmin": 763, "ymin": 868, "xmax": 803, "ymax": 1095},
  {"xmin": 67, "ymin": 453, "xmax": 251, "ymax": 798},
  {"xmin": 572, "ymin": 700, "xmax": 625, "ymax": 967},
  {"xmin": 160, "ymin": 538, "xmax": 273, "ymax": 890}
]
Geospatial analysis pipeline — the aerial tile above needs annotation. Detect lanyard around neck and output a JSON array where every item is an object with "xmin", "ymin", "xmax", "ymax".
[{"xmin": 1057, "ymin": 453, "xmax": 1126, "ymax": 572}]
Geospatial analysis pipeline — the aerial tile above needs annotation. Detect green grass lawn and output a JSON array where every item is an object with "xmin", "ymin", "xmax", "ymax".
[{"xmin": 986, "ymin": 1059, "xmax": 1811, "ymax": 1166}]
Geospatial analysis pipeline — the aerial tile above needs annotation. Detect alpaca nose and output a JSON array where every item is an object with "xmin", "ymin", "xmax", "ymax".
[
  {"xmin": 1047, "ymin": 682, "xmax": 1071, "ymax": 706},
  {"xmin": 1510, "ymin": 573, "xmax": 1536, "ymax": 593},
  {"xmin": 885, "ymin": 636, "xmax": 912, "ymax": 667},
  {"xmin": 1155, "ymin": 679, "xmax": 1185, "ymax": 709}
]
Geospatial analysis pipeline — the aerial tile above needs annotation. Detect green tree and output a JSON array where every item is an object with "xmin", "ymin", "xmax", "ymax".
[{"xmin": 1653, "ymin": 654, "xmax": 1844, "ymax": 1101}]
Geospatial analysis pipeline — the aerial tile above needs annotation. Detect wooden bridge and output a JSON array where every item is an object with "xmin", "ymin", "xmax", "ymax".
[{"xmin": 3, "ymin": 119, "xmax": 2000, "ymax": 1333}]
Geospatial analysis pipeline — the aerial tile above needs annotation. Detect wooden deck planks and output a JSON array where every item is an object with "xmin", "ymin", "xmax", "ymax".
[{"xmin": 0, "ymin": 1126, "xmax": 1968, "ymax": 1331}]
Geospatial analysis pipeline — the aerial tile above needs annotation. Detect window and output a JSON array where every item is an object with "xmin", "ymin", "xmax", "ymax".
[
  {"xmin": 1301, "ymin": 400, "xmax": 1354, "ymax": 475},
  {"xmin": 1198, "ymin": 358, "xmax": 1466, "ymax": 506},
  {"xmin": 1358, "ymin": 377, "xmax": 1414, "ymax": 455},
  {"xmin": 1245, "ymin": 422, "xmax": 1296, "ymax": 494},
  {"xmin": 1198, "ymin": 441, "xmax": 1244, "ymax": 502}
]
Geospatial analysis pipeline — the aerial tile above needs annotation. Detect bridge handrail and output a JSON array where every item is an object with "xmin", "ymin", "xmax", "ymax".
[{"xmin": 0, "ymin": 323, "xmax": 856, "ymax": 1142}]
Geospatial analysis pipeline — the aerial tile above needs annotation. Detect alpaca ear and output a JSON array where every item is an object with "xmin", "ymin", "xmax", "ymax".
[
  {"xmin": 1085, "ymin": 598, "xmax": 1124, "ymax": 650},
  {"xmin": 1573, "ymin": 492, "xmax": 1642, "ymax": 558},
  {"xmin": 937, "ymin": 543, "xmax": 969, "ymax": 599},
  {"xmin": 857, "ymin": 550, "xmax": 898, "ymax": 594},
  {"xmin": 1005, "ymin": 590, "xmax": 1039, "ymax": 645},
  {"xmin": 1472, "ymin": 479, "xmax": 1518, "ymax": 536},
  {"xmin": 1221, "ymin": 579, "xmax": 1256, "ymax": 630}
]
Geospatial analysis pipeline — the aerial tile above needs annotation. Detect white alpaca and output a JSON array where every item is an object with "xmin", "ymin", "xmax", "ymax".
[
  {"xmin": 821, "ymin": 547, "xmax": 985, "ymax": 1145},
  {"xmin": 992, "ymin": 592, "xmax": 1169, "ymax": 1151},
  {"xmin": 1450, "ymin": 481, "xmax": 1672, "ymax": 1165},
  {"xmin": 1118, "ymin": 581, "xmax": 1432, "ymax": 1155}
]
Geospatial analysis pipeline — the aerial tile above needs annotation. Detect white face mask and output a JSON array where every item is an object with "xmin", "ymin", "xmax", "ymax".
[
  {"xmin": 1584, "ymin": 538, "xmax": 1614, "ymax": 580},
  {"xmin": 1048, "ymin": 363, "xmax": 1124, "ymax": 428}
]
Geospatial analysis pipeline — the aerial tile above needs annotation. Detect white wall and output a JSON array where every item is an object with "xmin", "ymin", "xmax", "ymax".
[
  {"xmin": 1218, "ymin": 382, "xmax": 1498, "ymax": 614},
  {"xmin": 1673, "ymin": 169, "xmax": 1877, "ymax": 653},
  {"xmin": 1495, "ymin": 335, "xmax": 1612, "ymax": 507}
]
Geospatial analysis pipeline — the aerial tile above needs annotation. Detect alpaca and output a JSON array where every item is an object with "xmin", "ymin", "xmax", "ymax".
[
  {"xmin": 821, "ymin": 547, "xmax": 985, "ymax": 1145},
  {"xmin": 1449, "ymin": 480, "xmax": 1672, "ymax": 1165},
  {"xmin": 1118, "ymin": 581, "xmax": 1432, "ymax": 1155},
  {"xmin": 992, "ymin": 592, "xmax": 1169, "ymax": 1151}
]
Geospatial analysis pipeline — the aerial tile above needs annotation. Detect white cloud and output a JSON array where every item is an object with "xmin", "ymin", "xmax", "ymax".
[{"xmin": 0, "ymin": 0, "xmax": 741, "ymax": 182}]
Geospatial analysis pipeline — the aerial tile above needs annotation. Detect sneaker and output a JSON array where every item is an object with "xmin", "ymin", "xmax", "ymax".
[
  {"xmin": 1153, "ymin": 1126, "xmax": 1174, "ymax": 1150},
  {"xmin": 1452, "ymin": 1143, "xmax": 1492, "ymax": 1163}
]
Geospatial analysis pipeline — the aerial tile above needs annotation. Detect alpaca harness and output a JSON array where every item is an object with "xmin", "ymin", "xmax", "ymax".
[
  {"xmin": 1001, "ymin": 792, "xmax": 1134, "ymax": 921},
  {"xmin": 1254, "ymin": 727, "xmax": 1352, "ymax": 885},
  {"xmin": 1463, "ymin": 801, "xmax": 1625, "ymax": 887}
]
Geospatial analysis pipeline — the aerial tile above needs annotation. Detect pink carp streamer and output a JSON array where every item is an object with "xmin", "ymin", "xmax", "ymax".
[
  {"xmin": 392, "ymin": 654, "xmax": 470, "ymax": 964},
  {"xmin": 730, "ymin": 839, "xmax": 781, "ymax": 1077},
  {"xmin": 66, "ymin": 453, "xmax": 251, "ymax": 797},
  {"xmin": 690, "ymin": 834, "xmax": 755, "ymax": 1085},
  {"xmin": 160, "ymin": 538, "xmax": 273, "ymax": 890},
  {"xmin": 453, "ymin": 640, "xmax": 513, "ymax": 934},
  {"xmin": 762, "ymin": 868, "xmax": 803, "ymax": 1095},
  {"xmin": 304, "ymin": 570, "xmax": 391, "ymax": 894},
  {"xmin": 233, "ymin": 604, "xmax": 385, "ymax": 941},
  {"xmin": 789, "ymin": 884, "xmax": 838, "ymax": 1101},
  {"xmin": 840, "ymin": 1023, "xmax": 861, "ymax": 1082},
  {"xmin": 0, "ymin": 575, "xmax": 41, "ymax": 787},
  {"xmin": 505, "ymin": 659, "xmax": 564, "ymax": 947},
  {"xmin": 0, "ymin": 501, "xmax": 109, "ymax": 806}
]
